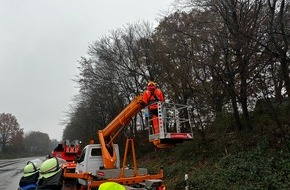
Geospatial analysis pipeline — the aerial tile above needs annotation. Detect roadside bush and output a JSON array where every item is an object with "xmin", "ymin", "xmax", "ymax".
[{"xmin": 187, "ymin": 148, "xmax": 290, "ymax": 190}]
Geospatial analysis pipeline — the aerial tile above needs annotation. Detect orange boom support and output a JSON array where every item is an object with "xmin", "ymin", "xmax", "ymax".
[{"xmin": 98, "ymin": 94, "xmax": 146, "ymax": 169}]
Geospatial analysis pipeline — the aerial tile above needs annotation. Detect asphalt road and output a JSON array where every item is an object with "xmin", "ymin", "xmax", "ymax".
[{"xmin": 0, "ymin": 157, "xmax": 45, "ymax": 190}]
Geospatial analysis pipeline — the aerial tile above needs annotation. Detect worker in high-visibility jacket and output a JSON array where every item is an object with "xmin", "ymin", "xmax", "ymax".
[
  {"xmin": 36, "ymin": 157, "xmax": 66, "ymax": 190},
  {"xmin": 143, "ymin": 81, "xmax": 164, "ymax": 134},
  {"xmin": 99, "ymin": 182, "xmax": 126, "ymax": 190},
  {"xmin": 18, "ymin": 159, "xmax": 42, "ymax": 190}
]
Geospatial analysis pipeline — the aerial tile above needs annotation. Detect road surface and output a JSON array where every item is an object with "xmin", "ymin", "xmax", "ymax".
[{"xmin": 0, "ymin": 157, "xmax": 45, "ymax": 190}]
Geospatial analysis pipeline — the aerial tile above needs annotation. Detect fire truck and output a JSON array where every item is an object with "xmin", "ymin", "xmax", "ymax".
[{"xmin": 51, "ymin": 140, "xmax": 81, "ymax": 169}]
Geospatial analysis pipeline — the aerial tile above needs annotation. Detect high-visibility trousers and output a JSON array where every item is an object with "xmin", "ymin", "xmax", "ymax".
[{"xmin": 152, "ymin": 115, "xmax": 159, "ymax": 134}]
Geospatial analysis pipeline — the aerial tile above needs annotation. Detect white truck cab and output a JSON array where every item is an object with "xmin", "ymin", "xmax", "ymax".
[{"xmin": 75, "ymin": 144, "xmax": 120, "ymax": 185}]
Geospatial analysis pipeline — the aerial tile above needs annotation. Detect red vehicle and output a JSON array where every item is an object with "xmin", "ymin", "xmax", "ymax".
[{"xmin": 52, "ymin": 140, "xmax": 81, "ymax": 166}]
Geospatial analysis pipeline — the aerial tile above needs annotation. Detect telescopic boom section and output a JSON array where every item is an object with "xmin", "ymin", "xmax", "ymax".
[{"xmin": 98, "ymin": 93, "xmax": 146, "ymax": 169}]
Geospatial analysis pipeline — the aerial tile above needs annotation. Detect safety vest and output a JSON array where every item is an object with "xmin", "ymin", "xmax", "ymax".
[{"xmin": 143, "ymin": 89, "xmax": 164, "ymax": 109}]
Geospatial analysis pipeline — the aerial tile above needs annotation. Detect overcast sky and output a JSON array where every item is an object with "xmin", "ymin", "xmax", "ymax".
[{"xmin": 0, "ymin": 0, "xmax": 174, "ymax": 141}]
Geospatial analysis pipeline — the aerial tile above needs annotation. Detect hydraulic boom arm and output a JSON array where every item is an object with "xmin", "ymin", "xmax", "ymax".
[{"xmin": 98, "ymin": 93, "xmax": 146, "ymax": 169}]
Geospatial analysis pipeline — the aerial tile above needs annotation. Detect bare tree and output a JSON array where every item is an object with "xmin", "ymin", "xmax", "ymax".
[
  {"xmin": 153, "ymin": 10, "xmax": 220, "ymax": 140},
  {"xmin": 205, "ymin": 0, "xmax": 268, "ymax": 130},
  {"xmin": 64, "ymin": 23, "xmax": 157, "ymax": 141},
  {"xmin": 266, "ymin": 0, "xmax": 290, "ymax": 99}
]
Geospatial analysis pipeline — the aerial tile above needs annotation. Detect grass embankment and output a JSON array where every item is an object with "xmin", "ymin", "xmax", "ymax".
[
  {"xmin": 136, "ymin": 111, "xmax": 290, "ymax": 190},
  {"xmin": 137, "ymin": 134, "xmax": 289, "ymax": 190}
]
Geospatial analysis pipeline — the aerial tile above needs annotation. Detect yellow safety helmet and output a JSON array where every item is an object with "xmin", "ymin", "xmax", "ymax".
[
  {"xmin": 147, "ymin": 81, "xmax": 156, "ymax": 86},
  {"xmin": 23, "ymin": 159, "xmax": 42, "ymax": 177},
  {"xmin": 99, "ymin": 182, "xmax": 126, "ymax": 190},
  {"xmin": 147, "ymin": 81, "xmax": 156, "ymax": 90},
  {"xmin": 39, "ymin": 157, "xmax": 66, "ymax": 179},
  {"xmin": 23, "ymin": 162, "xmax": 37, "ymax": 177}
]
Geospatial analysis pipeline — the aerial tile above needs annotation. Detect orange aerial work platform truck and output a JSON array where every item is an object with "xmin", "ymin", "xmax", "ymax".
[{"xmin": 60, "ymin": 93, "xmax": 193, "ymax": 190}]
